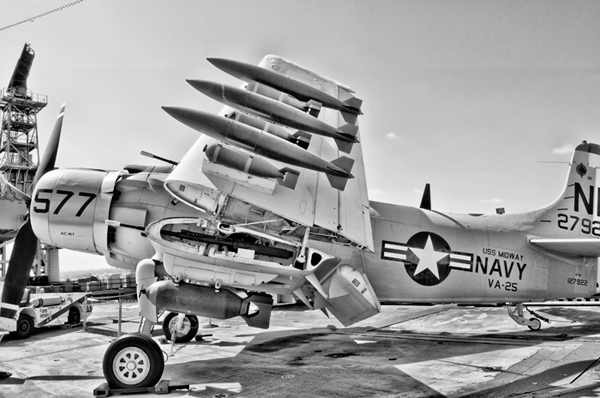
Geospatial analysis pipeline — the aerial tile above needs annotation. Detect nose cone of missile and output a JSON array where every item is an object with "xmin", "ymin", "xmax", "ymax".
[
  {"xmin": 162, "ymin": 105, "xmax": 193, "ymax": 125},
  {"xmin": 207, "ymin": 58, "xmax": 249, "ymax": 79},
  {"xmin": 162, "ymin": 106, "xmax": 223, "ymax": 137},
  {"xmin": 187, "ymin": 79, "xmax": 224, "ymax": 101}
]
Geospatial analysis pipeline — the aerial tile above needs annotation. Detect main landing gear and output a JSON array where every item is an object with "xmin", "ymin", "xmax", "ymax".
[
  {"xmin": 507, "ymin": 303, "xmax": 547, "ymax": 331},
  {"xmin": 102, "ymin": 333, "xmax": 164, "ymax": 389},
  {"xmin": 102, "ymin": 259, "xmax": 165, "ymax": 389}
]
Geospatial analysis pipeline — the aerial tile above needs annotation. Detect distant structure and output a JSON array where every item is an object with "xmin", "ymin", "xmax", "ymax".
[
  {"xmin": 0, "ymin": 43, "xmax": 44, "ymax": 197},
  {"xmin": 0, "ymin": 43, "xmax": 59, "ymax": 282}
]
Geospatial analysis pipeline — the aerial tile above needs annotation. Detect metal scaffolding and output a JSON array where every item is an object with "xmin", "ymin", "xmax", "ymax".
[{"xmin": 0, "ymin": 44, "xmax": 46, "ymax": 198}]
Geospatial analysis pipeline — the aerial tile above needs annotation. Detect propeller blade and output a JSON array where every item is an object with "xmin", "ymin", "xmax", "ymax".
[
  {"xmin": 1, "ymin": 104, "xmax": 65, "ymax": 322},
  {"xmin": 33, "ymin": 104, "xmax": 65, "ymax": 185},
  {"xmin": 0, "ymin": 219, "xmax": 37, "ymax": 319},
  {"xmin": 0, "ymin": 174, "xmax": 31, "ymax": 204}
]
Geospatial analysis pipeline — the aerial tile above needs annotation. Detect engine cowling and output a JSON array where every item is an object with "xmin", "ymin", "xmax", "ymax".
[{"xmin": 30, "ymin": 169, "xmax": 120, "ymax": 256}]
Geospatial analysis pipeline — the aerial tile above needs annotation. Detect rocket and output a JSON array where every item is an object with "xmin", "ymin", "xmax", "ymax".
[
  {"xmin": 205, "ymin": 143, "xmax": 300, "ymax": 189},
  {"xmin": 207, "ymin": 57, "xmax": 363, "ymax": 117},
  {"xmin": 187, "ymin": 80, "xmax": 358, "ymax": 154},
  {"xmin": 162, "ymin": 106, "xmax": 354, "ymax": 190},
  {"xmin": 228, "ymin": 111, "xmax": 311, "ymax": 149}
]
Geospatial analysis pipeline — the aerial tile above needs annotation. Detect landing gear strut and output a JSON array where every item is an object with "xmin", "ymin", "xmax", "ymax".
[
  {"xmin": 162, "ymin": 312, "xmax": 199, "ymax": 343},
  {"xmin": 103, "ymin": 259, "xmax": 165, "ymax": 389},
  {"xmin": 507, "ymin": 303, "xmax": 545, "ymax": 330}
]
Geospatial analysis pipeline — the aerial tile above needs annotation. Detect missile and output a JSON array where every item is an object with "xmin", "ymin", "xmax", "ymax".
[
  {"xmin": 228, "ymin": 111, "xmax": 311, "ymax": 149},
  {"xmin": 246, "ymin": 81, "xmax": 311, "ymax": 113},
  {"xmin": 207, "ymin": 57, "xmax": 363, "ymax": 117},
  {"xmin": 187, "ymin": 80, "xmax": 358, "ymax": 154},
  {"xmin": 205, "ymin": 143, "xmax": 300, "ymax": 189},
  {"xmin": 162, "ymin": 106, "xmax": 354, "ymax": 190}
]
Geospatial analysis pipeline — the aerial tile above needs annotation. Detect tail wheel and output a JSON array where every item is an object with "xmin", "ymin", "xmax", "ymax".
[
  {"xmin": 12, "ymin": 314, "xmax": 34, "ymax": 339},
  {"xmin": 162, "ymin": 312, "xmax": 199, "ymax": 343},
  {"xmin": 68, "ymin": 308, "xmax": 81, "ymax": 324},
  {"xmin": 528, "ymin": 318, "xmax": 542, "ymax": 331},
  {"xmin": 102, "ymin": 333, "xmax": 164, "ymax": 389}
]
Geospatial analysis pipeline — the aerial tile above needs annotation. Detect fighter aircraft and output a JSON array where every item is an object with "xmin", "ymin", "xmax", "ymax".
[{"xmin": 1, "ymin": 55, "xmax": 599, "ymax": 389}]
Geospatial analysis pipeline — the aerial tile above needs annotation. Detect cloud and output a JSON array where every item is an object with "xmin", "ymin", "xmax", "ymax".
[
  {"xmin": 386, "ymin": 132, "xmax": 398, "ymax": 139},
  {"xmin": 552, "ymin": 144, "xmax": 575, "ymax": 155}
]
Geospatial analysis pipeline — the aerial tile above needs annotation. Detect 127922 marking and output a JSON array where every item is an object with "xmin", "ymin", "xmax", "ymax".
[{"xmin": 567, "ymin": 278, "xmax": 588, "ymax": 286}]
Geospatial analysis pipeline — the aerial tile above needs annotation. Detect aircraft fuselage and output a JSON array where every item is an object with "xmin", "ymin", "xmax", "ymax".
[{"xmin": 309, "ymin": 201, "xmax": 597, "ymax": 304}]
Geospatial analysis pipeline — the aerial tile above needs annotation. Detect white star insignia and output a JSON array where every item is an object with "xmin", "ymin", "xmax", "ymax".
[{"xmin": 410, "ymin": 235, "xmax": 448, "ymax": 280}]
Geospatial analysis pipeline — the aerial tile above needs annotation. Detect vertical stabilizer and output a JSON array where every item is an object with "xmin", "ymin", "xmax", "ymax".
[{"xmin": 533, "ymin": 142, "xmax": 600, "ymax": 243}]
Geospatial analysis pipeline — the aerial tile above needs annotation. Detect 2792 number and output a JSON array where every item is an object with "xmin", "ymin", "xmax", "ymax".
[{"xmin": 557, "ymin": 213, "xmax": 600, "ymax": 237}]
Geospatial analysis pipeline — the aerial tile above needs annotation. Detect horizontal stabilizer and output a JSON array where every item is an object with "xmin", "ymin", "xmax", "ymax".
[
  {"xmin": 277, "ymin": 167, "xmax": 300, "ymax": 189},
  {"xmin": 528, "ymin": 237, "xmax": 600, "ymax": 257}
]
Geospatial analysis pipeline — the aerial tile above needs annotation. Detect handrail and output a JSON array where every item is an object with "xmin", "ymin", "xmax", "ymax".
[{"xmin": 0, "ymin": 87, "xmax": 47, "ymax": 104}]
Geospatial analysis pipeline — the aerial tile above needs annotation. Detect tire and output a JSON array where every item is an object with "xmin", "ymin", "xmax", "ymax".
[
  {"xmin": 162, "ymin": 312, "xmax": 199, "ymax": 343},
  {"xmin": 68, "ymin": 308, "xmax": 81, "ymax": 324},
  {"xmin": 12, "ymin": 314, "xmax": 34, "ymax": 339},
  {"xmin": 102, "ymin": 333, "xmax": 164, "ymax": 389},
  {"xmin": 528, "ymin": 318, "xmax": 542, "ymax": 331}
]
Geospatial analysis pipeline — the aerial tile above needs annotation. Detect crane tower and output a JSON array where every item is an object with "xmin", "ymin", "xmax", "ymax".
[{"xmin": 0, "ymin": 44, "xmax": 58, "ymax": 282}]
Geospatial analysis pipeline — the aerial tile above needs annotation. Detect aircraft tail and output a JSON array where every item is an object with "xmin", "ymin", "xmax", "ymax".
[{"xmin": 529, "ymin": 141, "xmax": 600, "ymax": 257}]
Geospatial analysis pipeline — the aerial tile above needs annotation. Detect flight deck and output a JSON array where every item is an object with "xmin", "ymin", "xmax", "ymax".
[{"xmin": 2, "ymin": 302, "xmax": 600, "ymax": 397}]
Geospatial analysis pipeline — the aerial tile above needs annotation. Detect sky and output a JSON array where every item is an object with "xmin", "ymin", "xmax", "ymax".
[{"xmin": 1, "ymin": 0, "xmax": 600, "ymax": 271}]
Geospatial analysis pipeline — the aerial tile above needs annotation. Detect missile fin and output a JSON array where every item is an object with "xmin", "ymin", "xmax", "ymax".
[
  {"xmin": 326, "ymin": 174, "xmax": 350, "ymax": 191},
  {"xmin": 331, "ymin": 156, "xmax": 355, "ymax": 174},
  {"xmin": 344, "ymin": 96, "xmax": 363, "ymax": 113},
  {"xmin": 339, "ymin": 123, "xmax": 359, "ymax": 140},
  {"xmin": 340, "ymin": 97, "xmax": 363, "ymax": 123},
  {"xmin": 334, "ymin": 138, "xmax": 354, "ymax": 154},
  {"xmin": 340, "ymin": 111, "xmax": 358, "ymax": 124},
  {"xmin": 277, "ymin": 167, "xmax": 300, "ymax": 189},
  {"xmin": 292, "ymin": 130, "xmax": 311, "ymax": 149}
]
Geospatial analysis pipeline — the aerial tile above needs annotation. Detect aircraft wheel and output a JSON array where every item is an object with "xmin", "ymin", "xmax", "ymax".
[
  {"xmin": 528, "ymin": 318, "xmax": 542, "ymax": 331},
  {"xmin": 68, "ymin": 308, "xmax": 81, "ymax": 324},
  {"xmin": 103, "ymin": 333, "xmax": 164, "ymax": 389},
  {"xmin": 12, "ymin": 314, "xmax": 34, "ymax": 339},
  {"xmin": 162, "ymin": 312, "xmax": 199, "ymax": 343}
]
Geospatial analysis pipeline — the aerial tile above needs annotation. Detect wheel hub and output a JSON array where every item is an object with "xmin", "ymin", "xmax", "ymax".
[{"xmin": 113, "ymin": 346, "xmax": 150, "ymax": 385}]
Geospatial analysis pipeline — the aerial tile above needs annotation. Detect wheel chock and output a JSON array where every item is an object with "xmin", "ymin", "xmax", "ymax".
[{"xmin": 93, "ymin": 379, "xmax": 190, "ymax": 396}]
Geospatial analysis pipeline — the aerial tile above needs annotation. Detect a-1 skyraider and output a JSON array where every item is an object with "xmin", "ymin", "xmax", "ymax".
[{"xmin": 1, "ymin": 55, "xmax": 598, "ymax": 389}]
